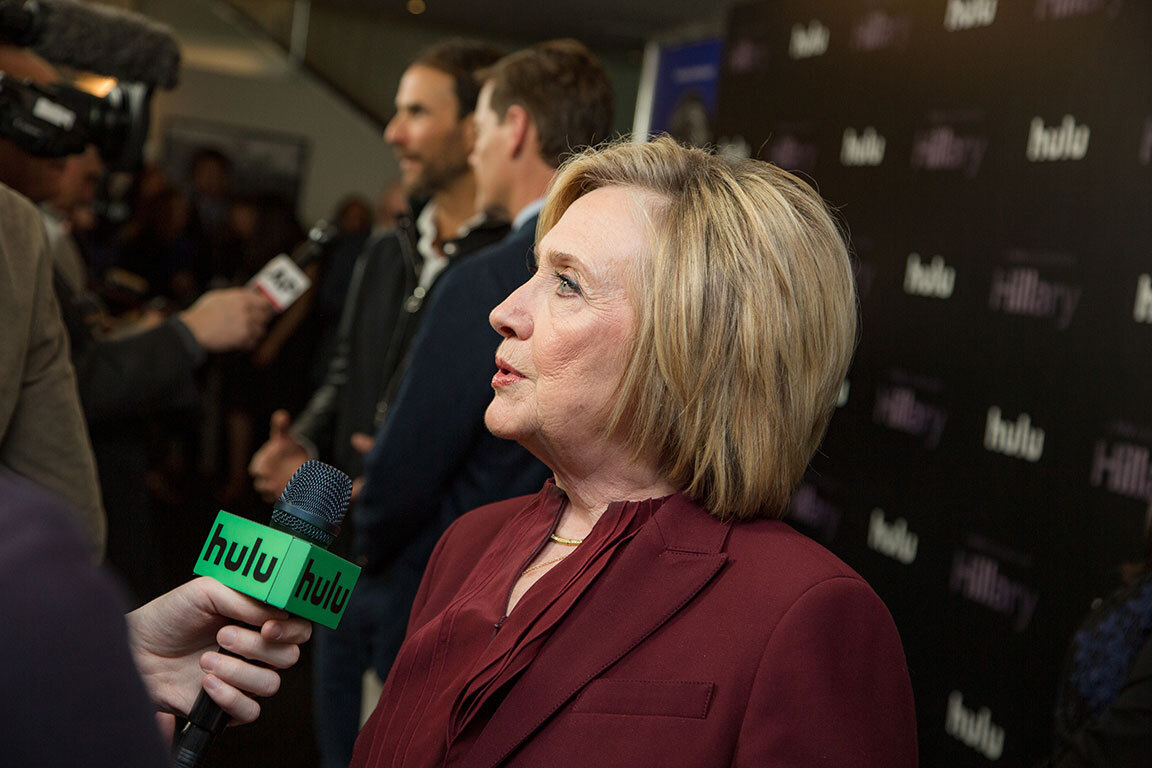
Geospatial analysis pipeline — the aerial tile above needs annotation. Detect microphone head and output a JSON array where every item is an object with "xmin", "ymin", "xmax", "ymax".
[{"xmin": 271, "ymin": 460, "xmax": 352, "ymax": 549}]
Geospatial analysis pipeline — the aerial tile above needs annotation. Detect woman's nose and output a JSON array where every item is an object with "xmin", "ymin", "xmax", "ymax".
[{"xmin": 489, "ymin": 281, "xmax": 533, "ymax": 339}]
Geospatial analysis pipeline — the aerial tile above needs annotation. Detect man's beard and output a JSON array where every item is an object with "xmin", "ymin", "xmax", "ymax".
[{"xmin": 405, "ymin": 142, "xmax": 470, "ymax": 198}]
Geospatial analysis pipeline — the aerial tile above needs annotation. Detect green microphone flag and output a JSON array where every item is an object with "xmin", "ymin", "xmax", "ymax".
[{"xmin": 193, "ymin": 510, "xmax": 360, "ymax": 629}]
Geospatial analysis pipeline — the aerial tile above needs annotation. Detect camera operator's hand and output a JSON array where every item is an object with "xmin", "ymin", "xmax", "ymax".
[
  {"xmin": 249, "ymin": 410, "xmax": 310, "ymax": 502},
  {"xmin": 179, "ymin": 288, "xmax": 275, "ymax": 353}
]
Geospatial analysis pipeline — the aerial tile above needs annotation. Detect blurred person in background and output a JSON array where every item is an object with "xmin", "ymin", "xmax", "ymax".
[
  {"xmin": 248, "ymin": 39, "xmax": 508, "ymax": 768},
  {"xmin": 341, "ymin": 39, "xmax": 612, "ymax": 766},
  {"xmin": 112, "ymin": 183, "xmax": 200, "ymax": 306},
  {"xmin": 215, "ymin": 194, "xmax": 312, "ymax": 505},
  {"xmin": 185, "ymin": 147, "xmax": 234, "ymax": 288},
  {"xmin": 334, "ymin": 194, "xmax": 375, "ymax": 236},
  {"xmin": 310, "ymin": 190, "xmax": 399, "ymax": 392},
  {"xmin": 375, "ymin": 181, "xmax": 409, "ymax": 232},
  {"xmin": 86, "ymin": 162, "xmax": 170, "ymax": 291},
  {"xmin": 1044, "ymin": 499, "xmax": 1152, "ymax": 767},
  {"xmin": 41, "ymin": 146, "xmax": 103, "ymax": 296}
]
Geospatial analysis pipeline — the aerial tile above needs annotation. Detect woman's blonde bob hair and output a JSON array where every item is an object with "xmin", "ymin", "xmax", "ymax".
[{"xmin": 537, "ymin": 137, "xmax": 857, "ymax": 521}]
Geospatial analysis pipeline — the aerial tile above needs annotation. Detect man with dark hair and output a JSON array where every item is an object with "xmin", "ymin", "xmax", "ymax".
[
  {"xmin": 348, "ymin": 34, "xmax": 613, "ymax": 745},
  {"xmin": 475, "ymin": 38, "xmax": 614, "ymax": 174},
  {"xmin": 249, "ymin": 38, "xmax": 507, "ymax": 497},
  {"xmin": 246, "ymin": 39, "xmax": 507, "ymax": 768}
]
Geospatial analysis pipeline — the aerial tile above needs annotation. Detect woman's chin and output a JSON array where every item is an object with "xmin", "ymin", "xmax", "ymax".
[{"xmin": 483, "ymin": 406, "xmax": 525, "ymax": 442}]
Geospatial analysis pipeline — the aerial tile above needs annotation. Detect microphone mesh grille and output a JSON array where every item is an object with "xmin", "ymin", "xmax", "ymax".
[
  {"xmin": 270, "ymin": 461, "xmax": 352, "ymax": 547},
  {"xmin": 270, "ymin": 513, "xmax": 335, "ymax": 549}
]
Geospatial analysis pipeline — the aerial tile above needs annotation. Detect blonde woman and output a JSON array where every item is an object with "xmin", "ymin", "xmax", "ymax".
[{"xmin": 352, "ymin": 137, "xmax": 917, "ymax": 768}]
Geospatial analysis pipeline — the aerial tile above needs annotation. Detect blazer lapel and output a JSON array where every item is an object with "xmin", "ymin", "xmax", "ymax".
[{"xmin": 461, "ymin": 495, "xmax": 730, "ymax": 768}]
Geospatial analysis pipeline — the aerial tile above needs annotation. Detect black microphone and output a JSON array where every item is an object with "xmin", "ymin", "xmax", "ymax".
[
  {"xmin": 245, "ymin": 222, "xmax": 339, "ymax": 312},
  {"xmin": 0, "ymin": 0, "xmax": 181, "ymax": 89},
  {"xmin": 292, "ymin": 220, "xmax": 340, "ymax": 270},
  {"xmin": 171, "ymin": 460, "xmax": 353, "ymax": 768}
]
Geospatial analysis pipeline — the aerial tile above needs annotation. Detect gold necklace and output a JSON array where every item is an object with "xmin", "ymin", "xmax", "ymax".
[
  {"xmin": 549, "ymin": 532, "xmax": 585, "ymax": 547},
  {"xmin": 521, "ymin": 553, "xmax": 570, "ymax": 576}
]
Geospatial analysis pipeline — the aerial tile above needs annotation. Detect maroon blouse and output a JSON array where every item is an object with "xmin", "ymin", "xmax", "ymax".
[{"xmin": 350, "ymin": 481, "xmax": 666, "ymax": 768}]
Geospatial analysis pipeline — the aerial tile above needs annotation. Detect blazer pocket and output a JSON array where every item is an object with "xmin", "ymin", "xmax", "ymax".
[{"xmin": 571, "ymin": 679, "xmax": 713, "ymax": 719}]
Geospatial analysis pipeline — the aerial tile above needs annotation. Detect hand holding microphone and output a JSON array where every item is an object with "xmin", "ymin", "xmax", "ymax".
[
  {"xmin": 126, "ymin": 577, "xmax": 313, "ymax": 733},
  {"xmin": 179, "ymin": 287, "xmax": 276, "ymax": 353},
  {"xmin": 180, "ymin": 220, "xmax": 329, "ymax": 356},
  {"xmin": 172, "ymin": 460, "xmax": 360, "ymax": 767},
  {"xmin": 177, "ymin": 242, "xmax": 319, "ymax": 354}
]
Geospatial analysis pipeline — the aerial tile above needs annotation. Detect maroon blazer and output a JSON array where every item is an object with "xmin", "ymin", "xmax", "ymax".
[{"xmin": 405, "ymin": 492, "xmax": 918, "ymax": 767}]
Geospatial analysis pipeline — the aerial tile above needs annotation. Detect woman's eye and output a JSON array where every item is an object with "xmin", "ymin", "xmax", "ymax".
[{"xmin": 554, "ymin": 271, "xmax": 581, "ymax": 296}]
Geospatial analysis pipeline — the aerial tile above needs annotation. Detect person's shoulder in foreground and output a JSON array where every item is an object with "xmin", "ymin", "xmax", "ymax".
[
  {"xmin": 0, "ymin": 182, "xmax": 105, "ymax": 555},
  {"xmin": 0, "ymin": 468, "xmax": 169, "ymax": 767}
]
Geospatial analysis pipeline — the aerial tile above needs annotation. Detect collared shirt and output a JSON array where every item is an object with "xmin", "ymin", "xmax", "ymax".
[
  {"xmin": 415, "ymin": 202, "xmax": 488, "ymax": 290},
  {"xmin": 511, "ymin": 198, "xmax": 546, "ymax": 233}
]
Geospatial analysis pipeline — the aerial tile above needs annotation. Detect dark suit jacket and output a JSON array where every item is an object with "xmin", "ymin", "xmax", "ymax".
[
  {"xmin": 402, "ymin": 491, "xmax": 919, "ymax": 768},
  {"xmin": 53, "ymin": 271, "xmax": 201, "ymax": 428}
]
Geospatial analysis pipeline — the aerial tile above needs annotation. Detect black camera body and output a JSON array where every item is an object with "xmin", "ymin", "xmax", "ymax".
[
  {"xmin": 0, "ymin": 73, "xmax": 150, "ymax": 169},
  {"xmin": 0, "ymin": 0, "xmax": 179, "ymax": 170}
]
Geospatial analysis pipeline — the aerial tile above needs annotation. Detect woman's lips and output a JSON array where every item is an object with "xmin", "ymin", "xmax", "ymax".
[{"xmin": 492, "ymin": 356, "xmax": 525, "ymax": 388}]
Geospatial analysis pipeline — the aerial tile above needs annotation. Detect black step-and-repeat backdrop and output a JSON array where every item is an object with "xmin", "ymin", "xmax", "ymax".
[{"xmin": 713, "ymin": 1, "xmax": 1152, "ymax": 764}]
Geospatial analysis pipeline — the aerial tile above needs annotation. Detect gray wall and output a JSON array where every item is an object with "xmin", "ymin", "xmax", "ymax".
[
  {"xmin": 133, "ymin": 0, "xmax": 643, "ymax": 223},
  {"xmin": 139, "ymin": 0, "xmax": 394, "ymax": 224}
]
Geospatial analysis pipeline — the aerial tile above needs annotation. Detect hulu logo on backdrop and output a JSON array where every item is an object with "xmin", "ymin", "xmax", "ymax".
[
  {"xmin": 789, "ymin": 20, "xmax": 829, "ymax": 59},
  {"xmin": 194, "ymin": 511, "xmax": 360, "ymax": 629},
  {"xmin": 1135, "ymin": 274, "xmax": 1152, "ymax": 323},
  {"xmin": 841, "ymin": 127, "xmax": 886, "ymax": 166}
]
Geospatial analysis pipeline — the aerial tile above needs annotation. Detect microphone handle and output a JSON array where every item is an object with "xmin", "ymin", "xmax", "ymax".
[
  {"xmin": 171, "ymin": 633, "xmax": 255, "ymax": 767},
  {"xmin": 171, "ymin": 689, "xmax": 228, "ymax": 768}
]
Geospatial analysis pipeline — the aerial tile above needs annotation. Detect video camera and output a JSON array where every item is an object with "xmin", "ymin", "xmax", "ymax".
[
  {"xmin": 0, "ymin": 73, "xmax": 149, "ymax": 170},
  {"xmin": 0, "ymin": 0, "xmax": 180, "ymax": 170}
]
